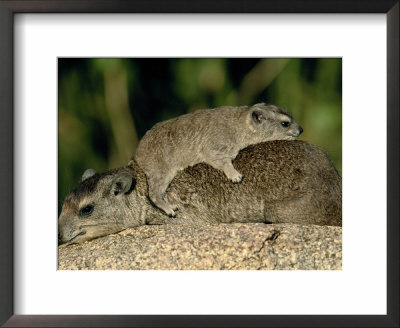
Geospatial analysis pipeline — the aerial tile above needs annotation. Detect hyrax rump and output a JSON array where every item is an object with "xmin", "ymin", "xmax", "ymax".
[
  {"xmin": 134, "ymin": 103, "xmax": 303, "ymax": 217},
  {"xmin": 58, "ymin": 141, "xmax": 341, "ymax": 245}
]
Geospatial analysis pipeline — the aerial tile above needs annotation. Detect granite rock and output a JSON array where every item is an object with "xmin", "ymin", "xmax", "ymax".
[{"xmin": 58, "ymin": 223, "xmax": 342, "ymax": 270}]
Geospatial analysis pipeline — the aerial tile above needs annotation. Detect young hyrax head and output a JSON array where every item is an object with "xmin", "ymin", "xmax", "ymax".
[
  {"xmin": 248, "ymin": 103, "xmax": 303, "ymax": 140},
  {"xmin": 58, "ymin": 168, "xmax": 138, "ymax": 245}
]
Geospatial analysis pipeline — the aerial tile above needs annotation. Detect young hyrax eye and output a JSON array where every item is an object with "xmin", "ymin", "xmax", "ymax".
[
  {"xmin": 281, "ymin": 121, "xmax": 290, "ymax": 128},
  {"xmin": 79, "ymin": 204, "xmax": 94, "ymax": 216}
]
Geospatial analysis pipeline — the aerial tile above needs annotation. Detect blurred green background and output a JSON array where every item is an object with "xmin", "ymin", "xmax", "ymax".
[{"xmin": 58, "ymin": 58, "xmax": 342, "ymax": 213}]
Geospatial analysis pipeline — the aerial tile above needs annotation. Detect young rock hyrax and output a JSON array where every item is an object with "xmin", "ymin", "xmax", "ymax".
[{"xmin": 134, "ymin": 103, "xmax": 303, "ymax": 217}]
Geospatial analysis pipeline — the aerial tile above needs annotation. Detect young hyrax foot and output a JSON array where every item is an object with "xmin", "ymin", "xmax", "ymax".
[
  {"xmin": 154, "ymin": 199, "xmax": 178, "ymax": 217},
  {"xmin": 163, "ymin": 204, "xmax": 179, "ymax": 218},
  {"xmin": 209, "ymin": 159, "xmax": 243, "ymax": 183},
  {"xmin": 225, "ymin": 168, "xmax": 243, "ymax": 183},
  {"xmin": 147, "ymin": 176, "xmax": 179, "ymax": 217}
]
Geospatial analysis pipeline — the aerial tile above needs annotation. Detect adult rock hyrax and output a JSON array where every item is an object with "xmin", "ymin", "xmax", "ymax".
[
  {"xmin": 58, "ymin": 141, "xmax": 341, "ymax": 245},
  {"xmin": 134, "ymin": 103, "xmax": 303, "ymax": 216}
]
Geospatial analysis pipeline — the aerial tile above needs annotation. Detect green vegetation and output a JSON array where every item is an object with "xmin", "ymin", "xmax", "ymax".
[{"xmin": 58, "ymin": 58, "xmax": 342, "ymax": 212}]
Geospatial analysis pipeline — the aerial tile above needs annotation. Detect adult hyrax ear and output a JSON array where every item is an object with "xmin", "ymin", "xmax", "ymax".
[
  {"xmin": 82, "ymin": 168, "xmax": 97, "ymax": 181},
  {"xmin": 111, "ymin": 171, "xmax": 136, "ymax": 196},
  {"xmin": 251, "ymin": 109, "xmax": 266, "ymax": 124}
]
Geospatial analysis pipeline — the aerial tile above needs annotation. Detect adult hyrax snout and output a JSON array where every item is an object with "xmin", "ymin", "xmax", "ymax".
[
  {"xmin": 58, "ymin": 141, "xmax": 341, "ymax": 245},
  {"xmin": 134, "ymin": 103, "xmax": 303, "ymax": 217}
]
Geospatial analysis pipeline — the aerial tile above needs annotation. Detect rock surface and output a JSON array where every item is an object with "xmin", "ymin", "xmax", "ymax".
[{"xmin": 58, "ymin": 223, "xmax": 342, "ymax": 270}]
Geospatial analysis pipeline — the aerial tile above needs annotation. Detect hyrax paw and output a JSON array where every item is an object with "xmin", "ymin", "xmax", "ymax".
[
  {"xmin": 164, "ymin": 208, "xmax": 176, "ymax": 217},
  {"xmin": 163, "ymin": 204, "xmax": 179, "ymax": 217},
  {"xmin": 229, "ymin": 172, "xmax": 243, "ymax": 183}
]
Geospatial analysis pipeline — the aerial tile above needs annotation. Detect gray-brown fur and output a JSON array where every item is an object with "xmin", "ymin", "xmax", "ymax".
[
  {"xmin": 134, "ymin": 103, "xmax": 303, "ymax": 216},
  {"xmin": 58, "ymin": 140, "xmax": 341, "ymax": 245}
]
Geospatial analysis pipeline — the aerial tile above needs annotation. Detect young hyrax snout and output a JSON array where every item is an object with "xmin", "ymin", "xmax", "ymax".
[{"xmin": 134, "ymin": 103, "xmax": 303, "ymax": 217}]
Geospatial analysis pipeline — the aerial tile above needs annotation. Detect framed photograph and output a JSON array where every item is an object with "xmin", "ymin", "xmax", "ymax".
[
  {"xmin": 0, "ymin": 1, "xmax": 398, "ymax": 327},
  {"xmin": 57, "ymin": 57, "xmax": 343, "ymax": 270}
]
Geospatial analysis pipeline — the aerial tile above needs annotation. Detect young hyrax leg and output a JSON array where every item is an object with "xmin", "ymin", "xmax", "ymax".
[
  {"xmin": 208, "ymin": 158, "xmax": 243, "ymax": 183},
  {"xmin": 147, "ymin": 160, "xmax": 241, "ymax": 217},
  {"xmin": 147, "ymin": 173, "xmax": 179, "ymax": 217}
]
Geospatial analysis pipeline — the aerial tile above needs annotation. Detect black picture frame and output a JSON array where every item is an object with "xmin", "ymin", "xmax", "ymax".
[{"xmin": 0, "ymin": 1, "xmax": 398, "ymax": 327}]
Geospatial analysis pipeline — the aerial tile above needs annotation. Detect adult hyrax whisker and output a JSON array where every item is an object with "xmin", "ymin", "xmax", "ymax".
[
  {"xmin": 80, "ymin": 224, "xmax": 109, "ymax": 228},
  {"xmin": 66, "ymin": 231, "xmax": 86, "ymax": 243}
]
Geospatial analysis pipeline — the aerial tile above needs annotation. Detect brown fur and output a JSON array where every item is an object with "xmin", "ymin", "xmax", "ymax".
[{"xmin": 58, "ymin": 141, "xmax": 341, "ymax": 244}]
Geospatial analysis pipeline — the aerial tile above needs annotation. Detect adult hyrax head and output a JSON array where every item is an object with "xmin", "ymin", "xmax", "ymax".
[
  {"xmin": 134, "ymin": 103, "xmax": 303, "ymax": 217},
  {"xmin": 58, "ymin": 165, "xmax": 147, "ymax": 244},
  {"xmin": 59, "ymin": 140, "xmax": 341, "ymax": 245}
]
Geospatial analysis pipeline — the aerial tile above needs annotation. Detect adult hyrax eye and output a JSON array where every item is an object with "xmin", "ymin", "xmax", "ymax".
[
  {"xmin": 79, "ymin": 204, "xmax": 94, "ymax": 216},
  {"xmin": 281, "ymin": 121, "xmax": 290, "ymax": 127}
]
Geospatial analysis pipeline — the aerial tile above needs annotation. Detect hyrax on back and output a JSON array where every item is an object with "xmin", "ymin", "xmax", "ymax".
[{"xmin": 134, "ymin": 103, "xmax": 303, "ymax": 216}]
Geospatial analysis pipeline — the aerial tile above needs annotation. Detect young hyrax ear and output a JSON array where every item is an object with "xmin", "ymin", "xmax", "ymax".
[
  {"xmin": 251, "ymin": 109, "xmax": 266, "ymax": 124},
  {"xmin": 82, "ymin": 168, "xmax": 97, "ymax": 181},
  {"xmin": 111, "ymin": 171, "xmax": 135, "ymax": 196}
]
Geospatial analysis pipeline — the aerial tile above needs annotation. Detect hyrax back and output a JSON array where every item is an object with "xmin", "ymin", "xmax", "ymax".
[
  {"xmin": 134, "ymin": 103, "xmax": 303, "ymax": 217},
  {"xmin": 58, "ymin": 141, "xmax": 341, "ymax": 245},
  {"xmin": 165, "ymin": 140, "xmax": 341, "ymax": 227}
]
